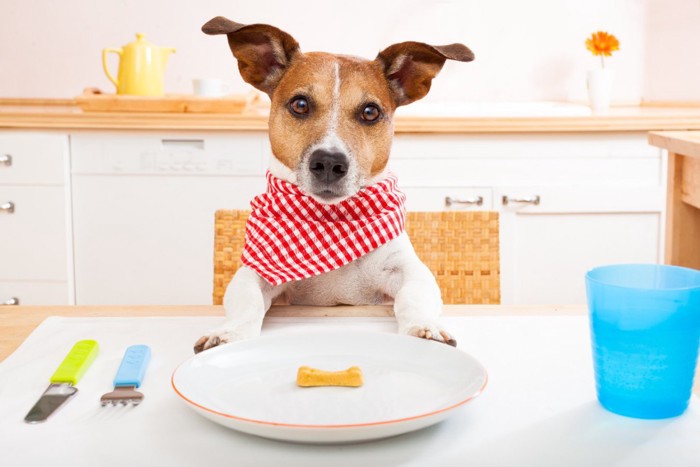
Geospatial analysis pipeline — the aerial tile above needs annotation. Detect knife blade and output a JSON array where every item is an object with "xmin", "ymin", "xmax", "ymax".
[{"xmin": 24, "ymin": 339, "xmax": 99, "ymax": 423}]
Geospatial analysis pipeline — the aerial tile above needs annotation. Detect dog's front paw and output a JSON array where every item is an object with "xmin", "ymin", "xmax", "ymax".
[
  {"xmin": 193, "ymin": 326, "xmax": 258, "ymax": 354},
  {"xmin": 193, "ymin": 334, "xmax": 223, "ymax": 354},
  {"xmin": 400, "ymin": 323, "xmax": 457, "ymax": 347}
]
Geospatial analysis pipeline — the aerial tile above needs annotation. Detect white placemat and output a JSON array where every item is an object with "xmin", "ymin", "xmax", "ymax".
[{"xmin": 0, "ymin": 315, "xmax": 698, "ymax": 467}]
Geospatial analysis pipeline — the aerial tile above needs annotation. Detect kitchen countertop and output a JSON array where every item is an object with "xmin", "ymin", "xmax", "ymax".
[
  {"xmin": 3, "ymin": 99, "xmax": 700, "ymax": 132},
  {"xmin": 649, "ymin": 130, "xmax": 700, "ymax": 157}
]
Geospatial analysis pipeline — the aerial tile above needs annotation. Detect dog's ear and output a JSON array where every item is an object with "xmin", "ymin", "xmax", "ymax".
[
  {"xmin": 202, "ymin": 16, "xmax": 300, "ymax": 95},
  {"xmin": 375, "ymin": 42, "xmax": 474, "ymax": 106}
]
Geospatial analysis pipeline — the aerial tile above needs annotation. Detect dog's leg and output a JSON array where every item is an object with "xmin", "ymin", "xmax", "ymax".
[
  {"xmin": 382, "ymin": 236, "xmax": 457, "ymax": 346},
  {"xmin": 392, "ymin": 261, "xmax": 457, "ymax": 346},
  {"xmin": 193, "ymin": 266, "xmax": 283, "ymax": 353}
]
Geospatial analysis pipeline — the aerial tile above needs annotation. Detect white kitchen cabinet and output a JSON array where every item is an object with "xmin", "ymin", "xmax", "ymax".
[
  {"xmin": 70, "ymin": 132, "xmax": 267, "ymax": 305},
  {"xmin": 0, "ymin": 134, "xmax": 66, "ymax": 185},
  {"xmin": 0, "ymin": 132, "xmax": 71, "ymax": 306},
  {"xmin": 3, "ymin": 129, "xmax": 664, "ymax": 306},
  {"xmin": 392, "ymin": 133, "xmax": 665, "ymax": 304},
  {"xmin": 402, "ymin": 187, "xmax": 493, "ymax": 211},
  {"xmin": 0, "ymin": 185, "xmax": 68, "ymax": 281},
  {"xmin": 0, "ymin": 281, "xmax": 70, "ymax": 305},
  {"xmin": 495, "ymin": 186, "xmax": 663, "ymax": 304}
]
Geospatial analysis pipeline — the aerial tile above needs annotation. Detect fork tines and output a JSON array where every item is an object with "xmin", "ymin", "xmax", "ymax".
[{"xmin": 99, "ymin": 386, "xmax": 144, "ymax": 407}]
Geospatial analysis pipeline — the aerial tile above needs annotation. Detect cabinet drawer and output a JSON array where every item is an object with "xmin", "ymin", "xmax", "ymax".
[
  {"xmin": 392, "ymin": 133, "xmax": 660, "ymax": 159},
  {"xmin": 402, "ymin": 187, "xmax": 493, "ymax": 211},
  {"xmin": 70, "ymin": 132, "xmax": 267, "ymax": 176},
  {"xmin": 392, "ymin": 156, "xmax": 661, "ymax": 187},
  {"xmin": 0, "ymin": 281, "xmax": 69, "ymax": 305},
  {"xmin": 0, "ymin": 186, "xmax": 67, "ymax": 280},
  {"xmin": 494, "ymin": 186, "xmax": 664, "ymax": 213},
  {"xmin": 389, "ymin": 133, "xmax": 661, "ymax": 187},
  {"xmin": 0, "ymin": 133, "xmax": 67, "ymax": 185}
]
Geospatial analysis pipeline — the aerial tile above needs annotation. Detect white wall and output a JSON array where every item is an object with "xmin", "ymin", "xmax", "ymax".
[
  {"xmin": 643, "ymin": 0, "xmax": 700, "ymax": 102},
  {"xmin": 1, "ymin": 0, "xmax": 698, "ymax": 103}
]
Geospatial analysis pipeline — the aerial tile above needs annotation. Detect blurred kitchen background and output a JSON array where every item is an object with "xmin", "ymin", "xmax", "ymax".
[
  {"xmin": 2, "ymin": 0, "xmax": 699, "ymax": 103},
  {"xmin": 2, "ymin": 0, "xmax": 700, "ymax": 309}
]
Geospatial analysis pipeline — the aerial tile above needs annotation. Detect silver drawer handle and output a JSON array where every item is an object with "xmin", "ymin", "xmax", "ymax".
[
  {"xmin": 502, "ymin": 195, "xmax": 540, "ymax": 206},
  {"xmin": 445, "ymin": 196, "xmax": 483, "ymax": 207},
  {"xmin": 2, "ymin": 297, "xmax": 19, "ymax": 306},
  {"xmin": 0, "ymin": 201, "xmax": 15, "ymax": 213},
  {"xmin": 0, "ymin": 154, "xmax": 11, "ymax": 166}
]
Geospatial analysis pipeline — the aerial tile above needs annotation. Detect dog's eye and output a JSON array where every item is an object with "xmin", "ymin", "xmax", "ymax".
[
  {"xmin": 289, "ymin": 97, "xmax": 309, "ymax": 116},
  {"xmin": 361, "ymin": 104, "xmax": 381, "ymax": 122}
]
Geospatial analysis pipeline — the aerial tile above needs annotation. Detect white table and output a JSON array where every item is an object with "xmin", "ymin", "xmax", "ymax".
[{"xmin": 0, "ymin": 313, "xmax": 698, "ymax": 466}]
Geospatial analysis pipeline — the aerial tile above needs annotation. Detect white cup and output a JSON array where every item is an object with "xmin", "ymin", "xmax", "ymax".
[{"xmin": 193, "ymin": 78, "xmax": 230, "ymax": 97}]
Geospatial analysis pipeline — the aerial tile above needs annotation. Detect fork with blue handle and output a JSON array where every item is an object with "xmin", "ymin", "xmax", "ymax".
[{"xmin": 100, "ymin": 345, "xmax": 151, "ymax": 406}]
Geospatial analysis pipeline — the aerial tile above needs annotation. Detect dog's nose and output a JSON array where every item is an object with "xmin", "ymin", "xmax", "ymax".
[{"xmin": 308, "ymin": 150, "xmax": 349, "ymax": 183}]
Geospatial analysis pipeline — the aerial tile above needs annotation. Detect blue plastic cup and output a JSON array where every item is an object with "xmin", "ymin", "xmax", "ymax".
[{"xmin": 586, "ymin": 264, "xmax": 700, "ymax": 419}]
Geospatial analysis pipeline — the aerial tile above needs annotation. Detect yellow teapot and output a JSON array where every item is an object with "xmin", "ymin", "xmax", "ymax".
[{"xmin": 102, "ymin": 33, "xmax": 176, "ymax": 96}]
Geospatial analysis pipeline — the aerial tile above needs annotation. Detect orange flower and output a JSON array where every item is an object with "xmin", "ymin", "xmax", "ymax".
[{"xmin": 586, "ymin": 31, "xmax": 620, "ymax": 57}]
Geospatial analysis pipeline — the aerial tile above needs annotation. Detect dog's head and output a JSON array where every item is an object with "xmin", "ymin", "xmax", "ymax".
[{"xmin": 203, "ymin": 17, "xmax": 474, "ymax": 203}]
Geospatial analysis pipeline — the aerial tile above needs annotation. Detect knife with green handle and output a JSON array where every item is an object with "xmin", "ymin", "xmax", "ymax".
[{"xmin": 24, "ymin": 340, "xmax": 99, "ymax": 423}]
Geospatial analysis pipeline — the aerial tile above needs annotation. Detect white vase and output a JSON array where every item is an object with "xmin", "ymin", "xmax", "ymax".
[{"xmin": 586, "ymin": 69, "xmax": 615, "ymax": 114}]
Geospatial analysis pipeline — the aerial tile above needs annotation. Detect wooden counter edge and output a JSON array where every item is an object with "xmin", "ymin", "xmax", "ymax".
[
  {"xmin": 649, "ymin": 131, "xmax": 700, "ymax": 159},
  {"xmin": 0, "ymin": 304, "xmax": 586, "ymax": 362},
  {"xmin": 1, "ymin": 97, "xmax": 698, "ymax": 108},
  {"xmin": 5, "ymin": 112, "xmax": 700, "ymax": 133},
  {"xmin": 0, "ymin": 98, "xmax": 77, "ymax": 106},
  {"xmin": 649, "ymin": 130, "xmax": 700, "ymax": 269}
]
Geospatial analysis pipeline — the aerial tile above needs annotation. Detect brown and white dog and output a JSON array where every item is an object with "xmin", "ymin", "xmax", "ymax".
[{"xmin": 194, "ymin": 17, "xmax": 474, "ymax": 353}]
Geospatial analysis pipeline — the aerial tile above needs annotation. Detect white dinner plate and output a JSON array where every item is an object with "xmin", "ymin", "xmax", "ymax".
[{"xmin": 171, "ymin": 330, "xmax": 487, "ymax": 443}]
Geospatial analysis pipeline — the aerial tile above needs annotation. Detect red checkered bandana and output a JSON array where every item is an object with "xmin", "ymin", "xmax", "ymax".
[{"xmin": 242, "ymin": 172, "xmax": 406, "ymax": 285}]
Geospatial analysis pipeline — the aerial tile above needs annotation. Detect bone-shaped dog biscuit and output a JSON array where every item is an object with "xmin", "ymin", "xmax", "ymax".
[{"xmin": 296, "ymin": 366, "xmax": 363, "ymax": 387}]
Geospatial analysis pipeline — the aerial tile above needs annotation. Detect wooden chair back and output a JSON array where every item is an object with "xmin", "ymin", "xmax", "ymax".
[{"xmin": 213, "ymin": 210, "xmax": 500, "ymax": 305}]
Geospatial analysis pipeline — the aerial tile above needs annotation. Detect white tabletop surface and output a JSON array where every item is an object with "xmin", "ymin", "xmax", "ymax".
[{"xmin": 0, "ymin": 315, "xmax": 698, "ymax": 467}]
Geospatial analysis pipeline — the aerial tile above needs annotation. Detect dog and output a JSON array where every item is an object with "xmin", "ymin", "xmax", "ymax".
[{"xmin": 194, "ymin": 17, "xmax": 474, "ymax": 353}]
